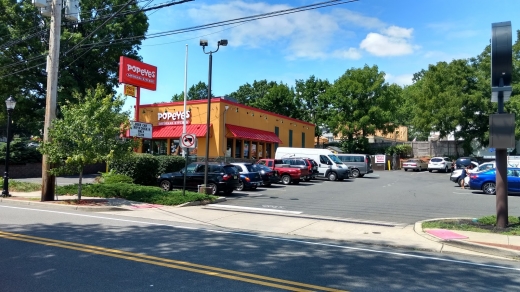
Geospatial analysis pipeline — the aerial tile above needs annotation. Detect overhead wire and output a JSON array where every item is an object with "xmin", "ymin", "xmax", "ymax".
[{"xmin": 0, "ymin": 0, "xmax": 359, "ymax": 78}]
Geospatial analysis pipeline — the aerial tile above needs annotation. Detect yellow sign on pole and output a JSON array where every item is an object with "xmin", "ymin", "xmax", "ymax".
[{"xmin": 124, "ymin": 84, "xmax": 136, "ymax": 97}]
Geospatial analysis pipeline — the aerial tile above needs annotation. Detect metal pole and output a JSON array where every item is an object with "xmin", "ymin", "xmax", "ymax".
[
  {"xmin": 41, "ymin": 0, "xmax": 61, "ymax": 201},
  {"xmin": 182, "ymin": 44, "xmax": 188, "ymax": 195},
  {"xmin": 496, "ymin": 89, "xmax": 508, "ymax": 228},
  {"xmin": 2, "ymin": 109, "xmax": 12, "ymax": 197},
  {"xmin": 203, "ymin": 52, "xmax": 212, "ymax": 189}
]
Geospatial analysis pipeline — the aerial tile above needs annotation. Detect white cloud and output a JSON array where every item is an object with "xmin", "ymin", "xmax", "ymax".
[
  {"xmin": 386, "ymin": 73, "xmax": 414, "ymax": 86},
  {"xmin": 183, "ymin": 1, "xmax": 377, "ymax": 60},
  {"xmin": 331, "ymin": 48, "xmax": 362, "ymax": 60},
  {"xmin": 360, "ymin": 26, "xmax": 416, "ymax": 57}
]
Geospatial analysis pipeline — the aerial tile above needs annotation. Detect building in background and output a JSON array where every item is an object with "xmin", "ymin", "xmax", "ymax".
[{"xmin": 136, "ymin": 97, "xmax": 315, "ymax": 159}]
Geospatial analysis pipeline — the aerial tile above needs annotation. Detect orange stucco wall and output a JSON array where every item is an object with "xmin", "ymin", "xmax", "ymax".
[{"xmin": 137, "ymin": 98, "xmax": 316, "ymax": 158}]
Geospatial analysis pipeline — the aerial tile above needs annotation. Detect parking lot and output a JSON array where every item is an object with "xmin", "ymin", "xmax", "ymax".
[{"xmin": 215, "ymin": 170, "xmax": 520, "ymax": 225}]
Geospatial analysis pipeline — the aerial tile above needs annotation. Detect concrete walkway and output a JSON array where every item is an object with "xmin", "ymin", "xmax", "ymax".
[{"xmin": 1, "ymin": 191, "xmax": 520, "ymax": 261}]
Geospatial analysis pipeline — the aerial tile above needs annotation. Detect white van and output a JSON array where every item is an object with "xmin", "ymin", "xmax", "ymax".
[{"xmin": 275, "ymin": 147, "xmax": 350, "ymax": 181}]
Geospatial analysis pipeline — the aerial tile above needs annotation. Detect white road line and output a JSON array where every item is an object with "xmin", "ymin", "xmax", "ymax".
[{"xmin": 0, "ymin": 205, "xmax": 519, "ymax": 271}]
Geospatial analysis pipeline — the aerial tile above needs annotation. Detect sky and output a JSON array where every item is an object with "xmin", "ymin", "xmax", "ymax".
[{"xmin": 117, "ymin": 0, "xmax": 520, "ymax": 114}]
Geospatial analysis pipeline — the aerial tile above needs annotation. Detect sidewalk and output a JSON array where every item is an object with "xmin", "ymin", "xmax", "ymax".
[{"xmin": 2, "ymin": 191, "xmax": 520, "ymax": 261}]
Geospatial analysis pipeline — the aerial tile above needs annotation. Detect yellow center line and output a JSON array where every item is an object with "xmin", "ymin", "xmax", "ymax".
[{"xmin": 0, "ymin": 231, "xmax": 347, "ymax": 292}]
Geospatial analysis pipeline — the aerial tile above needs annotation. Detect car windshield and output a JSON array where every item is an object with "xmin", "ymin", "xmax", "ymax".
[
  {"xmin": 430, "ymin": 158, "xmax": 442, "ymax": 162},
  {"xmin": 244, "ymin": 164, "xmax": 256, "ymax": 172},
  {"xmin": 328, "ymin": 154, "xmax": 343, "ymax": 164}
]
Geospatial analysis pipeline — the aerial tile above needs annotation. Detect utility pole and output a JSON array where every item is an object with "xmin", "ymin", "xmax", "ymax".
[{"xmin": 41, "ymin": 0, "xmax": 62, "ymax": 201}]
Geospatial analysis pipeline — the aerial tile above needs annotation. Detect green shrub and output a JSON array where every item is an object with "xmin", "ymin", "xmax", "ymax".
[
  {"xmin": 477, "ymin": 215, "xmax": 520, "ymax": 225},
  {"xmin": 110, "ymin": 153, "xmax": 160, "ymax": 186},
  {"xmin": 100, "ymin": 172, "xmax": 134, "ymax": 184},
  {"xmin": 55, "ymin": 183, "xmax": 217, "ymax": 206},
  {"xmin": 0, "ymin": 138, "xmax": 42, "ymax": 164},
  {"xmin": 156, "ymin": 155, "xmax": 185, "ymax": 174}
]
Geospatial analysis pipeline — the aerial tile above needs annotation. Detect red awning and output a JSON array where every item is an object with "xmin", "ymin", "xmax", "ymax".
[
  {"xmin": 152, "ymin": 124, "xmax": 211, "ymax": 139},
  {"xmin": 226, "ymin": 124, "xmax": 282, "ymax": 144}
]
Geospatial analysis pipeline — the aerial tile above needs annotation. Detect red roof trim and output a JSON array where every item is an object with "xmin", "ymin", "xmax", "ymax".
[
  {"xmin": 226, "ymin": 124, "xmax": 283, "ymax": 144},
  {"xmin": 152, "ymin": 124, "xmax": 211, "ymax": 139}
]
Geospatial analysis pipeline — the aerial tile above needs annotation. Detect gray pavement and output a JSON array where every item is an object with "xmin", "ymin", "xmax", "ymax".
[{"xmin": 1, "ymin": 190, "xmax": 520, "ymax": 261}]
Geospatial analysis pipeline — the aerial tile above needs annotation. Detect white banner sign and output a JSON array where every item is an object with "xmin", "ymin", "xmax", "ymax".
[
  {"xmin": 129, "ymin": 121, "xmax": 152, "ymax": 139},
  {"xmin": 375, "ymin": 154, "xmax": 386, "ymax": 164}
]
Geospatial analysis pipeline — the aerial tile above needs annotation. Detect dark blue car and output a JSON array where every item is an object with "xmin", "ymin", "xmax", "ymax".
[{"xmin": 469, "ymin": 168, "xmax": 520, "ymax": 195}]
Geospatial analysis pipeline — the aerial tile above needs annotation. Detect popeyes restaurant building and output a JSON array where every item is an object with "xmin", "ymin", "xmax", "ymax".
[{"xmin": 135, "ymin": 97, "xmax": 316, "ymax": 159}]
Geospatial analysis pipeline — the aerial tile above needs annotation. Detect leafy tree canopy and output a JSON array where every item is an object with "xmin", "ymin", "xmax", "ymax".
[
  {"xmin": 171, "ymin": 81, "xmax": 212, "ymax": 101},
  {"xmin": 39, "ymin": 85, "xmax": 139, "ymax": 199},
  {"xmin": 0, "ymin": 0, "xmax": 149, "ymax": 137}
]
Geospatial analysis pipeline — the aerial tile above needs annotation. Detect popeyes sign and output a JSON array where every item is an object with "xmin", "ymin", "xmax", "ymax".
[
  {"xmin": 157, "ymin": 110, "xmax": 191, "ymax": 126},
  {"xmin": 119, "ymin": 56, "xmax": 157, "ymax": 91}
]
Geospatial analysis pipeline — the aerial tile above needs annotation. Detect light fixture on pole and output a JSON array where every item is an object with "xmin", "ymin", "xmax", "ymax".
[
  {"xmin": 2, "ymin": 97, "xmax": 16, "ymax": 197},
  {"xmin": 200, "ymin": 39, "xmax": 227, "ymax": 192}
]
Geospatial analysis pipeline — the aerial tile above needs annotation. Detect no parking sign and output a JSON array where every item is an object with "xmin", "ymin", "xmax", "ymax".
[{"xmin": 181, "ymin": 133, "xmax": 196, "ymax": 149}]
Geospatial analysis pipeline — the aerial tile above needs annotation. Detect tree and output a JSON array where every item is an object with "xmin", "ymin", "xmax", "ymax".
[
  {"xmin": 0, "ymin": 0, "xmax": 149, "ymax": 137},
  {"xmin": 325, "ymin": 65, "xmax": 401, "ymax": 153},
  {"xmin": 294, "ymin": 76, "xmax": 331, "ymax": 144},
  {"xmin": 171, "ymin": 81, "xmax": 212, "ymax": 101},
  {"xmin": 228, "ymin": 80, "xmax": 277, "ymax": 105},
  {"xmin": 39, "ymin": 85, "xmax": 139, "ymax": 200},
  {"xmin": 410, "ymin": 59, "xmax": 493, "ymax": 155}
]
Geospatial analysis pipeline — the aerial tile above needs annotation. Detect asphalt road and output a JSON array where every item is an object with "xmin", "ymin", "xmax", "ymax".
[
  {"xmin": 1, "ymin": 205, "xmax": 520, "ymax": 291},
  {"xmin": 216, "ymin": 170, "xmax": 520, "ymax": 224}
]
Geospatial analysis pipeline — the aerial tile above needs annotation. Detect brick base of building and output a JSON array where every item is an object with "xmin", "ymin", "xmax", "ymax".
[{"xmin": 0, "ymin": 163, "xmax": 107, "ymax": 179}]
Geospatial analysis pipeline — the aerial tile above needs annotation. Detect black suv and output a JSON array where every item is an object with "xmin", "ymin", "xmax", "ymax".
[{"xmin": 158, "ymin": 162, "xmax": 240, "ymax": 195}]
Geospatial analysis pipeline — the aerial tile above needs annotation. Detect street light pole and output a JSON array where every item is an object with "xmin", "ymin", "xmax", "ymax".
[
  {"xmin": 2, "ymin": 97, "xmax": 16, "ymax": 198},
  {"xmin": 200, "ymin": 39, "xmax": 227, "ymax": 192}
]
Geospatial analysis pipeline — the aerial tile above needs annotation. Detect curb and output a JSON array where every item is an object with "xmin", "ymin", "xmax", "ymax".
[
  {"xmin": 415, "ymin": 218, "xmax": 520, "ymax": 260},
  {"xmin": 0, "ymin": 197, "xmax": 127, "ymax": 212},
  {"xmin": 177, "ymin": 197, "xmax": 227, "ymax": 207}
]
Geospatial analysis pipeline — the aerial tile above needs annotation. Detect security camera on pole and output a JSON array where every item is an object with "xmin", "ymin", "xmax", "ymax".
[{"xmin": 489, "ymin": 21, "xmax": 514, "ymax": 229}]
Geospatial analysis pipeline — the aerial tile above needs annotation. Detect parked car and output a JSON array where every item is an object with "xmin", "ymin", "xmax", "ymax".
[
  {"xmin": 252, "ymin": 163, "xmax": 280, "ymax": 186},
  {"xmin": 454, "ymin": 157, "xmax": 479, "ymax": 170},
  {"xmin": 257, "ymin": 158, "xmax": 306, "ymax": 185},
  {"xmin": 157, "ymin": 162, "xmax": 239, "ymax": 195},
  {"xmin": 469, "ymin": 168, "xmax": 520, "ymax": 195},
  {"xmin": 281, "ymin": 157, "xmax": 315, "ymax": 181},
  {"xmin": 402, "ymin": 159, "xmax": 428, "ymax": 172},
  {"xmin": 427, "ymin": 157, "xmax": 453, "ymax": 173},
  {"xmin": 450, "ymin": 161, "xmax": 480, "ymax": 186},
  {"xmin": 335, "ymin": 153, "xmax": 373, "ymax": 178},
  {"xmin": 230, "ymin": 163, "xmax": 263, "ymax": 191}
]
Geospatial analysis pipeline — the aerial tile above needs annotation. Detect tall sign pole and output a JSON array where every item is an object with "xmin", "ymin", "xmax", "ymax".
[
  {"xmin": 41, "ymin": 0, "xmax": 62, "ymax": 201},
  {"xmin": 182, "ymin": 44, "xmax": 188, "ymax": 195},
  {"xmin": 490, "ymin": 21, "xmax": 513, "ymax": 228}
]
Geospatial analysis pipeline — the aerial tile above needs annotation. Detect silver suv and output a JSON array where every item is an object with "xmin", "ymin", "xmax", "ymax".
[{"xmin": 427, "ymin": 157, "xmax": 453, "ymax": 173}]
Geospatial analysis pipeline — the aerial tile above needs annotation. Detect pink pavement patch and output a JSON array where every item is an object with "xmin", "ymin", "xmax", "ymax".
[
  {"xmin": 130, "ymin": 204, "xmax": 163, "ymax": 209},
  {"xmin": 426, "ymin": 229, "xmax": 468, "ymax": 240}
]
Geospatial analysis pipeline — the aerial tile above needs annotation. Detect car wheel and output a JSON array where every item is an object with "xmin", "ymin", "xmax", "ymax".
[
  {"xmin": 236, "ymin": 181, "xmax": 244, "ymax": 191},
  {"xmin": 351, "ymin": 168, "xmax": 360, "ymax": 178},
  {"xmin": 159, "ymin": 180, "xmax": 171, "ymax": 191},
  {"xmin": 403, "ymin": 168, "xmax": 407, "ymax": 171},
  {"xmin": 457, "ymin": 177, "xmax": 463, "ymax": 186},
  {"xmin": 444, "ymin": 166, "xmax": 448, "ymax": 173},
  {"xmin": 281, "ymin": 174, "xmax": 291, "ymax": 185},
  {"xmin": 482, "ymin": 182, "xmax": 496, "ymax": 195},
  {"xmin": 419, "ymin": 167, "xmax": 422, "ymax": 172},
  {"xmin": 208, "ymin": 183, "xmax": 218, "ymax": 195},
  {"xmin": 328, "ymin": 172, "xmax": 337, "ymax": 181}
]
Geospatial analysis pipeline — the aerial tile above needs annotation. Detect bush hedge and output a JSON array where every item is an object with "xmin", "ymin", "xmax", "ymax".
[
  {"xmin": 0, "ymin": 138, "xmax": 42, "ymax": 164},
  {"xmin": 109, "ymin": 153, "xmax": 187, "ymax": 186},
  {"xmin": 56, "ymin": 183, "xmax": 217, "ymax": 206}
]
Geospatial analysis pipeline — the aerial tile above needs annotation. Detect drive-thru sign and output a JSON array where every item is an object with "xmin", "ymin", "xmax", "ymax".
[{"xmin": 181, "ymin": 133, "xmax": 196, "ymax": 148}]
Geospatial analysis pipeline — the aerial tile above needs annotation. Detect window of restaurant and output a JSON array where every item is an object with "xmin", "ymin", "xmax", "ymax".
[
  {"xmin": 289, "ymin": 130, "xmax": 293, "ymax": 147},
  {"xmin": 251, "ymin": 143, "xmax": 257, "ymax": 159},
  {"xmin": 302, "ymin": 133, "xmax": 305, "ymax": 148},
  {"xmin": 170, "ymin": 139, "xmax": 181, "ymax": 156},
  {"xmin": 142, "ymin": 140, "xmax": 152, "ymax": 154},
  {"xmin": 153, "ymin": 139, "xmax": 167, "ymax": 155},
  {"xmin": 266, "ymin": 143, "xmax": 272, "ymax": 158},
  {"xmin": 226, "ymin": 138, "xmax": 233, "ymax": 157},
  {"xmin": 244, "ymin": 141, "xmax": 250, "ymax": 158},
  {"xmin": 235, "ymin": 139, "xmax": 242, "ymax": 158}
]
